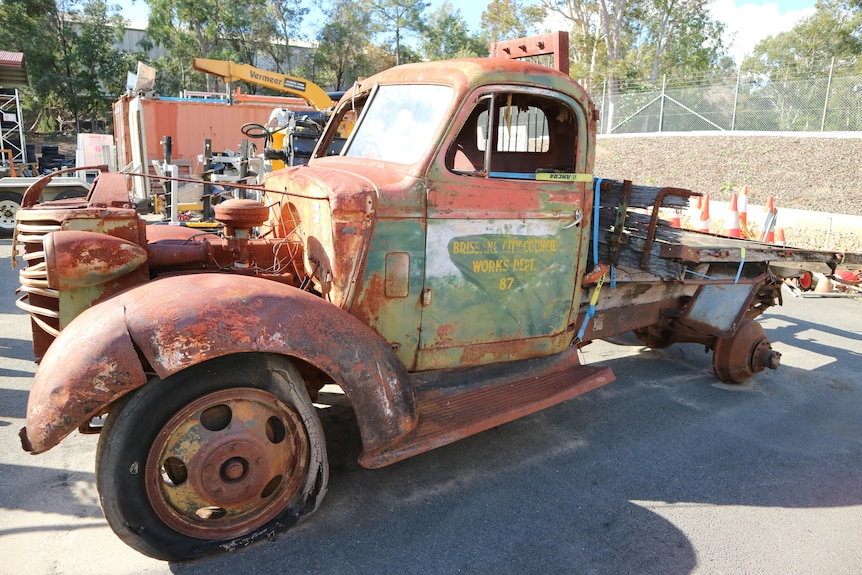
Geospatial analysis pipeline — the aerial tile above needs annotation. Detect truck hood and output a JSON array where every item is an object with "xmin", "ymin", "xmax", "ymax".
[{"xmin": 265, "ymin": 159, "xmax": 426, "ymax": 218}]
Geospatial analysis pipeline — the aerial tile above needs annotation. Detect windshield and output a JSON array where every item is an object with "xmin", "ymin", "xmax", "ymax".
[{"xmin": 344, "ymin": 84, "xmax": 453, "ymax": 165}]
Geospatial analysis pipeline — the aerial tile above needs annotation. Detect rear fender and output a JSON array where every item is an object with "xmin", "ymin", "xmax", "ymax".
[{"xmin": 21, "ymin": 274, "xmax": 415, "ymax": 456}]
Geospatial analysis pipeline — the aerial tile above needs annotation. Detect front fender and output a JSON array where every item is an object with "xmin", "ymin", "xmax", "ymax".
[
  {"xmin": 22, "ymin": 274, "xmax": 415, "ymax": 456},
  {"xmin": 20, "ymin": 302, "xmax": 148, "ymax": 454}
]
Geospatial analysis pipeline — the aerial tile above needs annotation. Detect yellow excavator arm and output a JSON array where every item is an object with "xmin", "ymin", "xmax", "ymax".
[{"xmin": 192, "ymin": 58, "xmax": 333, "ymax": 111}]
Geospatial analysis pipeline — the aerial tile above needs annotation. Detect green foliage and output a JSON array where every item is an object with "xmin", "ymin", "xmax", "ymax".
[
  {"xmin": 310, "ymin": 0, "xmax": 375, "ymax": 90},
  {"xmin": 367, "ymin": 0, "xmax": 429, "ymax": 65},
  {"xmin": 480, "ymin": 0, "xmax": 543, "ymax": 45},
  {"xmin": 264, "ymin": 0, "xmax": 309, "ymax": 74},
  {"xmin": 737, "ymin": 0, "xmax": 862, "ymax": 131},
  {"xmin": 0, "ymin": 0, "xmax": 136, "ymax": 132},
  {"xmin": 1, "ymin": 0, "xmax": 856, "ymax": 134},
  {"xmin": 421, "ymin": 1, "xmax": 486, "ymax": 60},
  {"xmin": 743, "ymin": 0, "xmax": 862, "ymax": 78}
]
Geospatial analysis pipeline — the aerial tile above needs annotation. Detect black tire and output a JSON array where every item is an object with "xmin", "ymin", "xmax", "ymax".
[
  {"xmin": 96, "ymin": 353, "xmax": 328, "ymax": 560},
  {"xmin": 0, "ymin": 191, "xmax": 21, "ymax": 236}
]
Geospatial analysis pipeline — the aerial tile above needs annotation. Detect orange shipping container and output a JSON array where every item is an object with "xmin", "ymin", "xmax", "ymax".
[{"xmin": 112, "ymin": 93, "xmax": 314, "ymax": 199}]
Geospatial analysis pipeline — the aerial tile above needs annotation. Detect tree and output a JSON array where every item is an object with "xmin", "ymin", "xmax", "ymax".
[
  {"xmin": 311, "ymin": 0, "xmax": 375, "ymax": 90},
  {"xmin": 480, "ymin": 0, "xmax": 545, "ymax": 45},
  {"xmin": 421, "ymin": 1, "xmax": 487, "ymax": 60},
  {"xmin": 542, "ymin": 0, "xmax": 727, "ymax": 131},
  {"xmin": 265, "ymin": 0, "xmax": 310, "ymax": 74},
  {"xmin": 74, "ymin": 0, "xmax": 139, "ymax": 119},
  {"xmin": 744, "ymin": 0, "xmax": 861, "ymax": 78},
  {"xmin": 739, "ymin": 0, "xmax": 862, "ymax": 130},
  {"xmin": 145, "ymin": 0, "xmax": 281, "ymax": 94},
  {"xmin": 0, "ymin": 0, "xmax": 134, "ymax": 132},
  {"xmin": 219, "ymin": 0, "xmax": 272, "ymax": 68},
  {"xmin": 632, "ymin": 0, "xmax": 727, "ymax": 87},
  {"xmin": 368, "ymin": 0, "xmax": 428, "ymax": 65}
]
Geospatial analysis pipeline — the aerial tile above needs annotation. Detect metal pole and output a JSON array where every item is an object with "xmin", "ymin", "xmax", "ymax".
[
  {"xmin": 203, "ymin": 139, "xmax": 213, "ymax": 221},
  {"xmin": 600, "ymin": 79, "xmax": 607, "ymax": 134},
  {"xmin": 658, "ymin": 75, "xmax": 666, "ymax": 132},
  {"xmin": 732, "ymin": 66, "xmax": 741, "ymax": 131},
  {"xmin": 169, "ymin": 164, "xmax": 179, "ymax": 223},
  {"xmin": 821, "ymin": 56, "xmax": 835, "ymax": 132}
]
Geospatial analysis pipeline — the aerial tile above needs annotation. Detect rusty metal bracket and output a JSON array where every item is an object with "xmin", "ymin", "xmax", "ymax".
[
  {"xmin": 608, "ymin": 179, "xmax": 632, "ymax": 265},
  {"xmin": 640, "ymin": 187, "xmax": 700, "ymax": 269},
  {"xmin": 488, "ymin": 32, "xmax": 570, "ymax": 74}
]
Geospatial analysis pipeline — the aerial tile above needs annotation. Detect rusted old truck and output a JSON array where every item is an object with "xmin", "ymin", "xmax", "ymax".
[{"xmin": 12, "ymin": 40, "xmax": 857, "ymax": 560}]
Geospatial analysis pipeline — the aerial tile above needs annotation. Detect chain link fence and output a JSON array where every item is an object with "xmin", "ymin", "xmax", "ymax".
[{"xmin": 593, "ymin": 65, "xmax": 862, "ymax": 134}]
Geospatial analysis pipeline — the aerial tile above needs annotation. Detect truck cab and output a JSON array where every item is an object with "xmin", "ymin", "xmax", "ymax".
[{"xmin": 265, "ymin": 58, "xmax": 597, "ymax": 371}]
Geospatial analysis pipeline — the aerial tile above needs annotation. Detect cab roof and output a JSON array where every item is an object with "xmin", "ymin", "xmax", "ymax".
[{"xmin": 350, "ymin": 58, "xmax": 594, "ymax": 114}]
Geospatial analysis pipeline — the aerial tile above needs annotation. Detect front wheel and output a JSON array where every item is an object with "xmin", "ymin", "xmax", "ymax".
[{"xmin": 96, "ymin": 354, "xmax": 328, "ymax": 560}]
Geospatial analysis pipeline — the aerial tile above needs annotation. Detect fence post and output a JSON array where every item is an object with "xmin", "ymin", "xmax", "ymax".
[
  {"xmin": 600, "ymin": 79, "xmax": 607, "ymax": 134},
  {"xmin": 659, "ymin": 75, "xmax": 666, "ymax": 132},
  {"xmin": 732, "ymin": 66, "xmax": 741, "ymax": 131},
  {"xmin": 821, "ymin": 56, "xmax": 835, "ymax": 132}
]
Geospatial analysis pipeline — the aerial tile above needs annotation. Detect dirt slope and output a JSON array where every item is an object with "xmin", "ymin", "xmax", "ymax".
[
  {"xmin": 595, "ymin": 134, "xmax": 862, "ymax": 252},
  {"xmin": 595, "ymin": 134, "xmax": 862, "ymax": 216}
]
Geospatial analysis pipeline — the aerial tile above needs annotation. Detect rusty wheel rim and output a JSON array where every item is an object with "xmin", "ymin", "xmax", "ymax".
[{"xmin": 145, "ymin": 388, "xmax": 310, "ymax": 539}]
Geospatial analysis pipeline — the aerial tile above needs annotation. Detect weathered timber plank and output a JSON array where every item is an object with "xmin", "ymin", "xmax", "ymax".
[
  {"xmin": 595, "ymin": 236, "xmax": 686, "ymax": 279},
  {"xmin": 597, "ymin": 179, "xmax": 695, "ymax": 209}
]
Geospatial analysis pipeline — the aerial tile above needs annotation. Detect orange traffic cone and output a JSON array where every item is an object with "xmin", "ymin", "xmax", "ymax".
[
  {"xmin": 694, "ymin": 194, "xmax": 710, "ymax": 232},
  {"xmin": 688, "ymin": 196, "xmax": 702, "ymax": 230},
  {"xmin": 775, "ymin": 227, "xmax": 786, "ymax": 246},
  {"xmin": 670, "ymin": 208, "xmax": 682, "ymax": 228},
  {"xmin": 724, "ymin": 193, "xmax": 741, "ymax": 238},
  {"xmin": 739, "ymin": 186, "xmax": 749, "ymax": 228}
]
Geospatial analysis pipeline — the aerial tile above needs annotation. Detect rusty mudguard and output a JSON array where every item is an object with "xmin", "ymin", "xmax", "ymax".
[{"xmin": 20, "ymin": 273, "xmax": 415, "ymax": 456}]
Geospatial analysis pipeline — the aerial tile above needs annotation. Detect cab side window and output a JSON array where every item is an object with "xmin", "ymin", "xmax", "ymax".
[{"xmin": 446, "ymin": 92, "xmax": 577, "ymax": 179}]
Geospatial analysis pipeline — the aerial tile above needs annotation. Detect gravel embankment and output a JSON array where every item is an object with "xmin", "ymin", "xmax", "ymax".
[{"xmin": 595, "ymin": 134, "xmax": 862, "ymax": 252}]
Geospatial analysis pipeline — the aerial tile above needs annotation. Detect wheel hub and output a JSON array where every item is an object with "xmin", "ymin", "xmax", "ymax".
[
  {"xmin": 145, "ymin": 387, "xmax": 310, "ymax": 539},
  {"xmin": 194, "ymin": 438, "xmax": 269, "ymax": 504},
  {"xmin": 713, "ymin": 318, "xmax": 781, "ymax": 383}
]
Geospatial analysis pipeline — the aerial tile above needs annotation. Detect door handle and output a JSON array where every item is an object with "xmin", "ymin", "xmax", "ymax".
[{"xmin": 563, "ymin": 209, "xmax": 584, "ymax": 230}]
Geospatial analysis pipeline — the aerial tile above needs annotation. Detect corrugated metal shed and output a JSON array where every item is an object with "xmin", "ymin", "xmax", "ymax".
[{"xmin": 0, "ymin": 51, "xmax": 28, "ymax": 87}]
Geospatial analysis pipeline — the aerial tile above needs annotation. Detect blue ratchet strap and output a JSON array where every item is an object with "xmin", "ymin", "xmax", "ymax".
[
  {"xmin": 734, "ymin": 247, "xmax": 746, "ymax": 284},
  {"xmin": 685, "ymin": 269, "xmax": 717, "ymax": 280},
  {"xmin": 610, "ymin": 264, "xmax": 617, "ymax": 288},
  {"xmin": 577, "ymin": 273, "xmax": 606, "ymax": 342},
  {"xmin": 593, "ymin": 178, "xmax": 603, "ymax": 268}
]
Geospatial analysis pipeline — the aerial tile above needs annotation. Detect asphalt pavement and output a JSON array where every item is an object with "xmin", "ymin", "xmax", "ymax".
[{"xmin": 1, "ymin": 236, "xmax": 860, "ymax": 575}]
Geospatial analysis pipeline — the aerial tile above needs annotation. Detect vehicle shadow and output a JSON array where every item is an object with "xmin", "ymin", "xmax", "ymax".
[
  {"xmin": 0, "ymin": 462, "xmax": 104, "ymax": 534},
  {"xmin": 0, "ymin": 336, "xmax": 37, "ymax": 364},
  {"xmin": 167, "ymin": 299, "xmax": 861, "ymax": 574}
]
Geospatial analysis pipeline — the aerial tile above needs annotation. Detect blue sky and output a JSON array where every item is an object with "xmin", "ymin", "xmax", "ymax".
[{"xmin": 116, "ymin": 0, "xmax": 817, "ymax": 62}]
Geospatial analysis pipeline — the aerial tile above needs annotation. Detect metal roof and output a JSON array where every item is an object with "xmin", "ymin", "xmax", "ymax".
[{"xmin": 0, "ymin": 51, "xmax": 29, "ymax": 87}]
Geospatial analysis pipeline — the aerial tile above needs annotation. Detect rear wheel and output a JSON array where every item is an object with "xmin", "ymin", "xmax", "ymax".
[{"xmin": 96, "ymin": 354, "xmax": 328, "ymax": 560}]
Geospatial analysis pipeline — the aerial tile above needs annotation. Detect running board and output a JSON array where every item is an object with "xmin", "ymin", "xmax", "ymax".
[{"xmin": 359, "ymin": 348, "xmax": 615, "ymax": 469}]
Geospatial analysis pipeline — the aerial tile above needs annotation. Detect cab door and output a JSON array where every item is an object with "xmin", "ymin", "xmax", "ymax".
[{"xmin": 417, "ymin": 88, "xmax": 593, "ymax": 370}]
